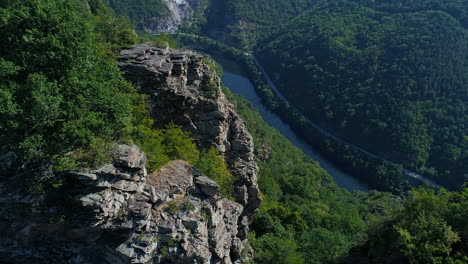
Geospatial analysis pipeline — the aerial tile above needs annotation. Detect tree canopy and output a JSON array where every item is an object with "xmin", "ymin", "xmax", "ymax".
[
  {"xmin": 257, "ymin": 1, "xmax": 468, "ymax": 189},
  {"xmin": 0, "ymin": 0, "xmax": 137, "ymax": 163}
]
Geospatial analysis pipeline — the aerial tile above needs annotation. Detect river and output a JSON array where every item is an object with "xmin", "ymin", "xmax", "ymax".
[
  {"xmin": 174, "ymin": 32, "xmax": 438, "ymax": 188},
  {"xmin": 221, "ymin": 70, "xmax": 370, "ymax": 191}
]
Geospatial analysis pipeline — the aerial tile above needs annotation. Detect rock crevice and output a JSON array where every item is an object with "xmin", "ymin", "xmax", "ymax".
[
  {"xmin": 118, "ymin": 43, "xmax": 261, "ymax": 215},
  {"xmin": 0, "ymin": 145, "xmax": 251, "ymax": 263}
]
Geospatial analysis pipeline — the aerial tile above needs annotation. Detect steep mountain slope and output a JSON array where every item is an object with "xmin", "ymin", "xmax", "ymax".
[
  {"xmin": 257, "ymin": 1, "xmax": 468, "ymax": 189},
  {"xmin": 0, "ymin": 1, "xmax": 257, "ymax": 263},
  {"xmin": 1, "ymin": 0, "xmax": 467, "ymax": 263},
  {"xmin": 118, "ymin": 43, "xmax": 261, "ymax": 215},
  {"xmin": 104, "ymin": 0, "xmax": 169, "ymax": 29},
  {"xmin": 200, "ymin": 0, "xmax": 320, "ymax": 48},
  {"xmin": 105, "ymin": 0, "xmax": 210, "ymax": 32}
]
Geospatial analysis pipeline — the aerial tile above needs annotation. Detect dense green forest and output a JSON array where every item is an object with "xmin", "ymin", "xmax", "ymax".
[
  {"xmin": 105, "ymin": 0, "xmax": 467, "ymax": 190},
  {"xmin": 222, "ymin": 81, "xmax": 468, "ymax": 264},
  {"xmin": 256, "ymin": 1, "xmax": 468, "ymax": 189},
  {"xmin": 1, "ymin": 0, "xmax": 467, "ymax": 263},
  {"xmin": 221, "ymin": 83, "xmax": 398, "ymax": 263},
  {"xmin": 199, "ymin": 0, "xmax": 320, "ymax": 48},
  {"xmin": 345, "ymin": 188, "xmax": 468, "ymax": 264},
  {"xmin": 104, "ymin": 0, "xmax": 168, "ymax": 29},
  {"xmin": 202, "ymin": 0, "xmax": 468, "ymax": 49},
  {"xmin": 0, "ymin": 0, "xmax": 136, "ymax": 165}
]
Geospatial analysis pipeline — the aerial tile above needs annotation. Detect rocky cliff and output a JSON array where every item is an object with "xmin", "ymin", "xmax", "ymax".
[
  {"xmin": 118, "ymin": 43, "xmax": 261, "ymax": 216},
  {"xmin": 0, "ymin": 145, "xmax": 251, "ymax": 263},
  {"xmin": 0, "ymin": 44, "xmax": 260, "ymax": 263}
]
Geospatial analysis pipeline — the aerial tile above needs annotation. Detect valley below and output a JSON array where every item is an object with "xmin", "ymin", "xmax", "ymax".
[
  {"xmin": 0, "ymin": 0, "xmax": 466, "ymax": 263},
  {"xmin": 221, "ymin": 67, "xmax": 369, "ymax": 191}
]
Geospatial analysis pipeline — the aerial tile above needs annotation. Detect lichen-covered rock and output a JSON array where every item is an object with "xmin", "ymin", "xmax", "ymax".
[
  {"xmin": 0, "ymin": 146, "xmax": 251, "ymax": 263},
  {"xmin": 114, "ymin": 144, "xmax": 147, "ymax": 170},
  {"xmin": 118, "ymin": 43, "xmax": 261, "ymax": 215},
  {"xmin": 195, "ymin": 176, "xmax": 220, "ymax": 197}
]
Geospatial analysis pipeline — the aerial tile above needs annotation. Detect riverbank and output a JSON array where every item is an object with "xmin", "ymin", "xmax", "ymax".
[{"xmin": 222, "ymin": 70, "xmax": 369, "ymax": 191}]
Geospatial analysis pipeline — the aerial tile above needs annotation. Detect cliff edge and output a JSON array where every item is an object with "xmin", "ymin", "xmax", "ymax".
[{"xmin": 118, "ymin": 43, "xmax": 261, "ymax": 217}]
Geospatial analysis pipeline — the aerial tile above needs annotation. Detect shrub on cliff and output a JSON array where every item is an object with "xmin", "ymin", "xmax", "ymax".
[{"xmin": 196, "ymin": 147, "xmax": 235, "ymax": 199}]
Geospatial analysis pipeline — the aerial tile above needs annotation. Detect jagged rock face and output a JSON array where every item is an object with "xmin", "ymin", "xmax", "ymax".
[
  {"xmin": 118, "ymin": 43, "xmax": 261, "ymax": 216},
  {"xmin": 146, "ymin": 0, "xmax": 203, "ymax": 32},
  {"xmin": 0, "ymin": 145, "xmax": 250, "ymax": 263}
]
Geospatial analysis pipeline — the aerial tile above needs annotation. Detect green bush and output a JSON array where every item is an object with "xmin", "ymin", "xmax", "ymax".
[{"xmin": 196, "ymin": 147, "xmax": 235, "ymax": 199}]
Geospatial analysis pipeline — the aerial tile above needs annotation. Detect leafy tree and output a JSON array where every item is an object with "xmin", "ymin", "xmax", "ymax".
[
  {"xmin": 252, "ymin": 233, "xmax": 305, "ymax": 264},
  {"xmin": 0, "ymin": 0, "xmax": 135, "ymax": 164},
  {"xmin": 350, "ymin": 188, "xmax": 468, "ymax": 263},
  {"xmin": 395, "ymin": 214, "xmax": 460, "ymax": 264},
  {"xmin": 300, "ymin": 228, "xmax": 349, "ymax": 264}
]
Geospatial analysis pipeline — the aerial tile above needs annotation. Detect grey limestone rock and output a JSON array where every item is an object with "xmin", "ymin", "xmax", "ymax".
[
  {"xmin": 145, "ymin": 0, "xmax": 205, "ymax": 33},
  {"xmin": 195, "ymin": 175, "xmax": 220, "ymax": 197},
  {"xmin": 114, "ymin": 144, "xmax": 147, "ymax": 170},
  {"xmin": 0, "ymin": 146, "xmax": 251, "ymax": 263},
  {"xmin": 118, "ymin": 44, "xmax": 261, "ymax": 215}
]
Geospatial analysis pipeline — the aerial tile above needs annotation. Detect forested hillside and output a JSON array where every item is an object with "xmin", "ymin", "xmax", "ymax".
[
  {"xmin": 257, "ymin": 1, "xmax": 468, "ymax": 189},
  {"xmin": 200, "ymin": 0, "xmax": 319, "ymax": 48},
  {"xmin": 222, "ymin": 82, "xmax": 468, "ymax": 264},
  {"xmin": 359, "ymin": 0, "xmax": 468, "ymax": 28},
  {"xmin": 1, "ymin": 0, "xmax": 466, "ymax": 263},
  {"xmin": 220, "ymin": 84, "xmax": 398, "ymax": 263},
  {"xmin": 0, "ymin": 0, "xmax": 136, "ymax": 165},
  {"xmin": 104, "ymin": 0, "xmax": 168, "ymax": 29}
]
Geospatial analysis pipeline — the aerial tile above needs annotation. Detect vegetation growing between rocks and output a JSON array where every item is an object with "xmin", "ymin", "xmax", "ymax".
[
  {"xmin": 0, "ymin": 0, "xmax": 235, "ymax": 200},
  {"xmin": 196, "ymin": 147, "xmax": 235, "ymax": 199},
  {"xmin": 129, "ymin": 95, "xmax": 235, "ymax": 197},
  {"xmin": 2, "ymin": 0, "xmax": 467, "ymax": 263}
]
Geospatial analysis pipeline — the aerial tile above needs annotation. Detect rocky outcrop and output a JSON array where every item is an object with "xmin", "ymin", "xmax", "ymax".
[
  {"xmin": 118, "ymin": 43, "xmax": 261, "ymax": 217},
  {"xmin": 0, "ymin": 145, "xmax": 251, "ymax": 263},
  {"xmin": 0, "ymin": 44, "xmax": 260, "ymax": 264}
]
